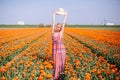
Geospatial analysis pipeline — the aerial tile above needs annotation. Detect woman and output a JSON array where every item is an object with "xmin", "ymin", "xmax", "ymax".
[{"xmin": 52, "ymin": 23, "xmax": 66, "ymax": 80}]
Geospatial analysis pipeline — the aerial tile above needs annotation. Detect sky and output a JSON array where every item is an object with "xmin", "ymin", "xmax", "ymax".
[{"xmin": 0, "ymin": 0, "xmax": 120, "ymax": 25}]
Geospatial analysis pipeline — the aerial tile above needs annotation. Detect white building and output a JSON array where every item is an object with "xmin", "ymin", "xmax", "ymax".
[
  {"xmin": 18, "ymin": 20, "xmax": 24, "ymax": 25},
  {"xmin": 106, "ymin": 23, "xmax": 114, "ymax": 25}
]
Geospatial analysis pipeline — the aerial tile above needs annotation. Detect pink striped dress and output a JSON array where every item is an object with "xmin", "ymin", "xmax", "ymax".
[{"xmin": 52, "ymin": 32, "xmax": 66, "ymax": 80}]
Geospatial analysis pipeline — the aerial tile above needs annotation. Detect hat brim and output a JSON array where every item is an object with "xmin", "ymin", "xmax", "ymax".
[{"xmin": 55, "ymin": 11, "xmax": 67, "ymax": 15}]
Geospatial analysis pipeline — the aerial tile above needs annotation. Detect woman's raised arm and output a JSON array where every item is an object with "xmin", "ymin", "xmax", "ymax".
[
  {"xmin": 52, "ymin": 13, "xmax": 55, "ymax": 34},
  {"xmin": 61, "ymin": 15, "xmax": 67, "ymax": 34}
]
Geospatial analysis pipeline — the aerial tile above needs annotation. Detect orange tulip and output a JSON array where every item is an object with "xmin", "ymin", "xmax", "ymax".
[
  {"xmin": 85, "ymin": 73, "xmax": 91, "ymax": 80},
  {"xmin": 71, "ymin": 77, "xmax": 76, "ymax": 80},
  {"xmin": 97, "ymin": 70, "xmax": 100, "ymax": 75},
  {"xmin": 40, "ymin": 65, "xmax": 44, "ymax": 70},
  {"xmin": 31, "ymin": 73, "xmax": 35, "ymax": 78},
  {"xmin": 46, "ymin": 74, "xmax": 53, "ymax": 79},
  {"xmin": 38, "ymin": 76, "xmax": 44, "ymax": 80},
  {"xmin": 1, "ymin": 76, "xmax": 6, "ymax": 80}
]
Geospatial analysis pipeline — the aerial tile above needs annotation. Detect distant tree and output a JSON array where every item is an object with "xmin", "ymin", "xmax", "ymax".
[{"xmin": 38, "ymin": 23, "xmax": 44, "ymax": 27}]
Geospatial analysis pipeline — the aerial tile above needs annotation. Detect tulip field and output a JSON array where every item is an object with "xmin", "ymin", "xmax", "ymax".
[{"xmin": 0, "ymin": 27, "xmax": 120, "ymax": 80}]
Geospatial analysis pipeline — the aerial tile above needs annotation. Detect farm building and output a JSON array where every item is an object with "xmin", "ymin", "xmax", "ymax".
[
  {"xmin": 18, "ymin": 20, "xmax": 24, "ymax": 25},
  {"xmin": 105, "ymin": 23, "xmax": 114, "ymax": 25}
]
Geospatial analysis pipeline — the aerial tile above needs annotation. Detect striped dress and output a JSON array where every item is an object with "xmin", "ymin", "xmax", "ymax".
[{"xmin": 52, "ymin": 32, "xmax": 66, "ymax": 80}]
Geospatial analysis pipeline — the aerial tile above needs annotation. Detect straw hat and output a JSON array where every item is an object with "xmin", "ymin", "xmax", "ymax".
[
  {"xmin": 54, "ymin": 8, "xmax": 67, "ymax": 15},
  {"xmin": 59, "ymin": 8, "xmax": 65, "ymax": 12}
]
